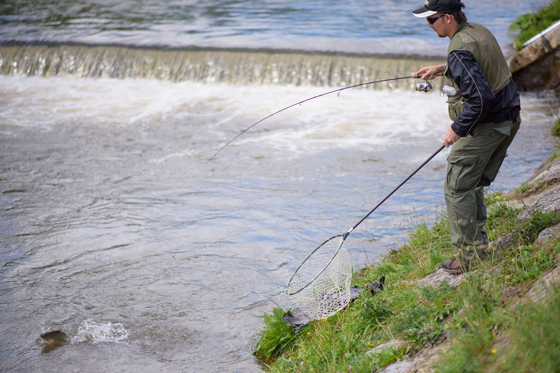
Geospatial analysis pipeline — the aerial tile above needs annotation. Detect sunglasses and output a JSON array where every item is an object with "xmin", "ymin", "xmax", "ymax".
[{"xmin": 427, "ymin": 14, "xmax": 445, "ymax": 24}]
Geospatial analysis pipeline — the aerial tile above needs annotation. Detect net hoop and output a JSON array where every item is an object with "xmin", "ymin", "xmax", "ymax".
[{"xmin": 285, "ymin": 234, "xmax": 345, "ymax": 297}]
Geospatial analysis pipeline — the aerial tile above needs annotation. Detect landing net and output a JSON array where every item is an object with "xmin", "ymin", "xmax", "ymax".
[{"xmin": 286, "ymin": 235, "xmax": 352, "ymax": 321}]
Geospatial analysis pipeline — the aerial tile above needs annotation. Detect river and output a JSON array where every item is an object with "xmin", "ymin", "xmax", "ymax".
[{"xmin": 0, "ymin": 1, "xmax": 558, "ymax": 372}]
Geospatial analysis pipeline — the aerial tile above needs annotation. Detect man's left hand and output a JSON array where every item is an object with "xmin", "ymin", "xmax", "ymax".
[{"xmin": 443, "ymin": 127, "xmax": 460, "ymax": 147}]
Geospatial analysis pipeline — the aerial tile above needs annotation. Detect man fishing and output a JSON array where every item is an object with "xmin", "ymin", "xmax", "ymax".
[{"xmin": 411, "ymin": 0, "xmax": 521, "ymax": 274}]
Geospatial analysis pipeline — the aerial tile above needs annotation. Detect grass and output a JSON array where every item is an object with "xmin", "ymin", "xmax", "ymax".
[
  {"xmin": 253, "ymin": 195, "xmax": 560, "ymax": 372},
  {"xmin": 510, "ymin": 0, "xmax": 560, "ymax": 50},
  {"xmin": 515, "ymin": 181, "xmax": 546, "ymax": 195},
  {"xmin": 496, "ymin": 285, "xmax": 560, "ymax": 372},
  {"xmin": 552, "ymin": 118, "xmax": 560, "ymax": 137}
]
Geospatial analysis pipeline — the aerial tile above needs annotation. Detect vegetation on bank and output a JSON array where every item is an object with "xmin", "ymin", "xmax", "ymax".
[
  {"xmin": 552, "ymin": 117, "xmax": 560, "ymax": 137},
  {"xmin": 510, "ymin": 0, "xmax": 560, "ymax": 50},
  {"xmin": 254, "ymin": 193, "xmax": 560, "ymax": 372}
]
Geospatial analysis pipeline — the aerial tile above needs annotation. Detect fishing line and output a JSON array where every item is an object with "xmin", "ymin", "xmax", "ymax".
[{"xmin": 207, "ymin": 75, "xmax": 420, "ymax": 163}]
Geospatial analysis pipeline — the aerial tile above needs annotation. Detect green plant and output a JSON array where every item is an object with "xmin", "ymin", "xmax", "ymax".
[
  {"xmin": 485, "ymin": 199, "xmax": 520, "ymax": 242},
  {"xmin": 254, "ymin": 307, "xmax": 300, "ymax": 362},
  {"xmin": 552, "ymin": 117, "xmax": 560, "ymax": 136},
  {"xmin": 497, "ymin": 285, "xmax": 560, "ymax": 372},
  {"xmin": 516, "ymin": 182, "xmax": 537, "ymax": 194},
  {"xmin": 548, "ymin": 149, "xmax": 560, "ymax": 163},
  {"xmin": 501, "ymin": 244, "xmax": 558, "ymax": 285},
  {"xmin": 510, "ymin": 0, "xmax": 560, "ymax": 50},
  {"xmin": 485, "ymin": 191, "xmax": 510, "ymax": 206},
  {"xmin": 516, "ymin": 210, "xmax": 560, "ymax": 245},
  {"xmin": 434, "ymin": 272, "xmax": 505, "ymax": 372}
]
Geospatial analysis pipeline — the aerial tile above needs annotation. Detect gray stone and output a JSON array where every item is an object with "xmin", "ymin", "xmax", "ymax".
[
  {"xmin": 510, "ymin": 21, "xmax": 560, "ymax": 93},
  {"xmin": 536, "ymin": 223, "xmax": 560, "ymax": 245},
  {"xmin": 518, "ymin": 184, "xmax": 560, "ymax": 222},
  {"xmin": 376, "ymin": 341, "xmax": 451, "ymax": 373},
  {"xmin": 489, "ymin": 234, "xmax": 513, "ymax": 250},
  {"xmin": 416, "ymin": 268, "xmax": 465, "ymax": 288},
  {"xmin": 525, "ymin": 255, "xmax": 560, "ymax": 303},
  {"xmin": 377, "ymin": 356, "xmax": 421, "ymax": 373},
  {"xmin": 366, "ymin": 339, "xmax": 405, "ymax": 355},
  {"xmin": 534, "ymin": 158, "xmax": 560, "ymax": 186}
]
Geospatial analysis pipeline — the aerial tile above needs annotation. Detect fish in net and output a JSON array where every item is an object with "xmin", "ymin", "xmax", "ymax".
[{"xmin": 286, "ymin": 235, "xmax": 352, "ymax": 321}]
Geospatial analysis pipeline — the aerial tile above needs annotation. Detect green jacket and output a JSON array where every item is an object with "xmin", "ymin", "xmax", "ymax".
[
  {"xmin": 446, "ymin": 22, "xmax": 511, "ymax": 94},
  {"xmin": 444, "ymin": 22, "xmax": 518, "ymax": 135}
]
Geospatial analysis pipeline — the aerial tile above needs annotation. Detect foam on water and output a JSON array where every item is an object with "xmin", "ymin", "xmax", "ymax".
[
  {"xmin": 0, "ymin": 75, "xmax": 449, "ymax": 158},
  {"xmin": 74, "ymin": 319, "xmax": 129, "ymax": 344}
]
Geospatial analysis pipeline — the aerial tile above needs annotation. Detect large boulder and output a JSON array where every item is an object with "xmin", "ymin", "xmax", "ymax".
[{"xmin": 510, "ymin": 21, "xmax": 560, "ymax": 93}]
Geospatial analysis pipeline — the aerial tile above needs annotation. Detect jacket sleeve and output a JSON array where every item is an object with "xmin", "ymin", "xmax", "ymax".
[{"xmin": 447, "ymin": 50, "xmax": 495, "ymax": 137}]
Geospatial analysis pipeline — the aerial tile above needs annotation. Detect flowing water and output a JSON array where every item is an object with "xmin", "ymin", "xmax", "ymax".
[{"xmin": 1, "ymin": 1, "xmax": 559, "ymax": 372}]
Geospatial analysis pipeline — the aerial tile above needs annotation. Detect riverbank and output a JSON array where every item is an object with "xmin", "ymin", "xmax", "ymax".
[{"xmin": 254, "ymin": 132, "xmax": 560, "ymax": 372}]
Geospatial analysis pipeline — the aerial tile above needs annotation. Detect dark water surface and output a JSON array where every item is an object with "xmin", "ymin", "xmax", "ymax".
[
  {"xmin": 1, "ymin": 1, "xmax": 559, "ymax": 372},
  {"xmin": 0, "ymin": 0, "xmax": 542, "ymax": 55}
]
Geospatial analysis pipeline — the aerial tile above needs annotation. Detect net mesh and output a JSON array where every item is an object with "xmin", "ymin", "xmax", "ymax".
[{"xmin": 286, "ymin": 235, "xmax": 353, "ymax": 321}]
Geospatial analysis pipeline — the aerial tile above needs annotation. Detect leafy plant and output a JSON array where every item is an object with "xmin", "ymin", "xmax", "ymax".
[
  {"xmin": 510, "ymin": 0, "xmax": 560, "ymax": 50},
  {"xmin": 254, "ymin": 307, "xmax": 300, "ymax": 362}
]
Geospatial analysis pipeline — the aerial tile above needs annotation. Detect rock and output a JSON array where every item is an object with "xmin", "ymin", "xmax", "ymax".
[
  {"xmin": 536, "ymin": 223, "xmax": 560, "ymax": 245},
  {"xmin": 525, "ymin": 254, "xmax": 560, "ymax": 303},
  {"xmin": 518, "ymin": 184, "xmax": 560, "ymax": 222},
  {"xmin": 416, "ymin": 268, "xmax": 465, "ymax": 288},
  {"xmin": 366, "ymin": 339, "xmax": 405, "ymax": 356},
  {"xmin": 489, "ymin": 234, "xmax": 513, "ymax": 250},
  {"xmin": 377, "ymin": 355, "xmax": 422, "ymax": 373},
  {"xmin": 512, "ymin": 49, "xmax": 560, "ymax": 93},
  {"xmin": 377, "ymin": 341, "xmax": 451, "ymax": 373},
  {"xmin": 509, "ymin": 21, "xmax": 560, "ymax": 73},
  {"xmin": 510, "ymin": 20, "xmax": 560, "ymax": 93},
  {"xmin": 533, "ymin": 157, "xmax": 560, "ymax": 186}
]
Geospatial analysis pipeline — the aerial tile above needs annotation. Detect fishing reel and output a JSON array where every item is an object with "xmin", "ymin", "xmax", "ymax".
[{"xmin": 414, "ymin": 80, "xmax": 433, "ymax": 93}]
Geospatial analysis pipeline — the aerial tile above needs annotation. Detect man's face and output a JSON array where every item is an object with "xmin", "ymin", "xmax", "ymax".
[{"xmin": 427, "ymin": 13, "xmax": 448, "ymax": 38}]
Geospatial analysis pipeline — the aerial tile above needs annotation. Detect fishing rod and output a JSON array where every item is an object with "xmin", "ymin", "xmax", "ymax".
[
  {"xmin": 342, "ymin": 144, "xmax": 444, "ymax": 240},
  {"xmin": 207, "ymin": 74, "xmax": 429, "ymax": 163}
]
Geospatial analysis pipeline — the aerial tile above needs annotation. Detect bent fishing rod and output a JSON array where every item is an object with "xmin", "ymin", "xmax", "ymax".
[{"xmin": 207, "ymin": 74, "xmax": 429, "ymax": 163}]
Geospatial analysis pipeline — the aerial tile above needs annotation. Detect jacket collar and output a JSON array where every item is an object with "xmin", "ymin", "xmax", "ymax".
[{"xmin": 451, "ymin": 22, "xmax": 469, "ymax": 39}]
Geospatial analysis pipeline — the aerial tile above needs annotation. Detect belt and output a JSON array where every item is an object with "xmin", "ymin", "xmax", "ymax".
[{"xmin": 484, "ymin": 106, "xmax": 520, "ymax": 124}]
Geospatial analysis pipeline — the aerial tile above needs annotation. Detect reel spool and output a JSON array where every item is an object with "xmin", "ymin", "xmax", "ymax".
[{"xmin": 415, "ymin": 80, "xmax": 433, "ymax": 92}]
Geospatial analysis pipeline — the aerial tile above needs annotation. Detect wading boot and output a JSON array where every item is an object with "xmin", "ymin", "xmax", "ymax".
[{"xmin": 442, "ymin": 257, "xmax": 470, "ymax": 275}]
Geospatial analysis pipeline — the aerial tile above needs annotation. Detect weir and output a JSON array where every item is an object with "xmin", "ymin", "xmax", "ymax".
[{"xmin": 0, "ymin": 44, "xmax": 442, "ymax": 89}]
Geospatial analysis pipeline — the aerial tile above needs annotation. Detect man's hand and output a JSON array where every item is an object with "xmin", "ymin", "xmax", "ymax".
[
  {"xmin": 443, "ymin": 127, "xmax": 460, "ymax": 147},
  {"xmin": 412, "ymin": 64, "xmax": 446, "ymax": 80}
]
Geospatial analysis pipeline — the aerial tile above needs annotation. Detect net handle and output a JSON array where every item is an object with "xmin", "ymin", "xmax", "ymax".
[
  {"xmin": 286, "ymin": 234, "xmax": 345, "ymax": 296},
  {"xmin": 343, "ymin": 145, "xmax": 445, "ymax": 239},
  {"xmin": 286, "ymin": 145, "xmax": 444, "ymax": 296}
]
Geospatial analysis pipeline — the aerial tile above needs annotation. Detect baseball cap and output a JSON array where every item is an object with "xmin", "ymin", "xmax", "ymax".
[{"xmin": 412, "ymin": 0, "xmax": 462, "ymax": 18}]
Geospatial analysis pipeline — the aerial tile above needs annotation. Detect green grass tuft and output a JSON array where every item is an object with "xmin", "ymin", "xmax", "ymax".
[
  {"xmin": 552, "ymin": 117, "xmax": 560, "ymax": 136},
  {"xmin": 510, "ymin": 0, "xmax": 560, "ymax": 51},
  {"xmin": 253, "ymin": 307, "xmax": 301, "ymax": 362},
  {"xmin": 516, "ymin": 210, "xmax": 560, "ymax": 245}
]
